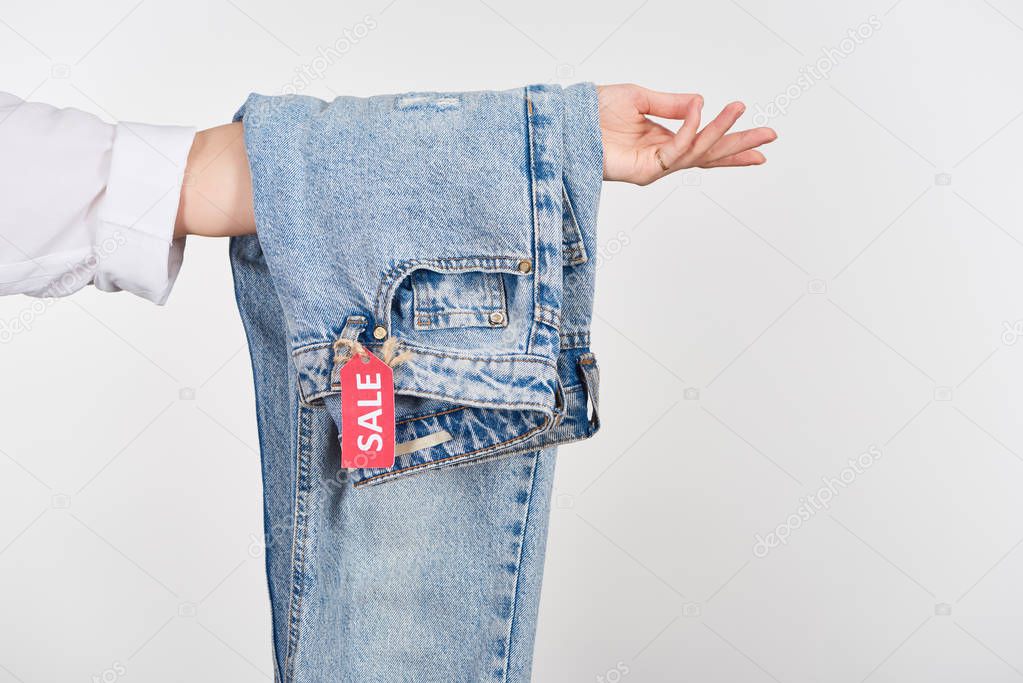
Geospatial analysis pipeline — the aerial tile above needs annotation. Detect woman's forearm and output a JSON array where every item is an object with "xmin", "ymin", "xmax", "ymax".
[{"xmin": 174, "ymin": 122, "xmax": 256, "ymax": 238}]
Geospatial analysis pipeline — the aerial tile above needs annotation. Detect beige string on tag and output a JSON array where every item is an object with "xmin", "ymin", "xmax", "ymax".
[{"xmin": 333, "ymin": 336, "xmax": 413, "ymax": 370}]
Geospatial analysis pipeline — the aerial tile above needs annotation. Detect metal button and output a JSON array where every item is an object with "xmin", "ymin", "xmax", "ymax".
[
  {"xmin": 372, "ymin": 325, "xmax": 388, "ymax": 340},
  {"xmin": 517, "ymin": 259, "xmax": 532, "ymax": 274},
  {"xmin": 488, "ymin": 311, "xmax": 506, "ymax": 325}
]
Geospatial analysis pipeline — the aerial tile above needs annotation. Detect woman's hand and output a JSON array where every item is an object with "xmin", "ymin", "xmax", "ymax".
[{"xmin": 598, "ymin": 83, "xmax": 777, "ymax": 186}]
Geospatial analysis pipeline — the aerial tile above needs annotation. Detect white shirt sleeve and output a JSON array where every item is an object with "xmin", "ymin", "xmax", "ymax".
[{"xmin": 0, "ymin": 91, "xmax": 195, "ymax": 304}]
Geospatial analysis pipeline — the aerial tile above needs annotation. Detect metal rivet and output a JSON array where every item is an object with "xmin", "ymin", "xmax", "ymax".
[
  {"xmin": 488, "ymin": 311, "xmax": 506, "ymax": 325},
  {"xmin": 517, "ymin": 259, "xmax": 532, "ymax": 274},
  {"xmin": 372, "ymin": 325, "xmax": 387, "ymax": 340}
]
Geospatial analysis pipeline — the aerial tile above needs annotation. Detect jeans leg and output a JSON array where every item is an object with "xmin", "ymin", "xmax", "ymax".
[{"xmin": 282, "ymin": 441, "xmax": 558, "ymax": 683}]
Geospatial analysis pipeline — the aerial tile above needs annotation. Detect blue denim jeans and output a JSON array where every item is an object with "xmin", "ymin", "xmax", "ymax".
[{"xmin": 231, "ymin": 83, "xmax": 602, "ymax": 681}]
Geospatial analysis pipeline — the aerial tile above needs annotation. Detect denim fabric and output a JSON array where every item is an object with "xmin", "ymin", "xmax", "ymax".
[{"xmin": 231, "ymin": 83, "xmax": 602, "ymax": 682}]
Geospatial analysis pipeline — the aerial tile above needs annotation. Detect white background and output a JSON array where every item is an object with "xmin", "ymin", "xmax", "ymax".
[{"xmin": 3, "ymin": 0, "xmax": 1023, "ymax": 681}]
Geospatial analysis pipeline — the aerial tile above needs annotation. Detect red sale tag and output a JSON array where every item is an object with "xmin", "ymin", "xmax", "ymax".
[{"xmin": 339, "ymin": 350, "xmax": 395, "ymax": 469}]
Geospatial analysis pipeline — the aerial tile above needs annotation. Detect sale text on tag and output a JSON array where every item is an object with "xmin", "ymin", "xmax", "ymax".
[{"xmin": 339, "ymin": 350, "xmax": 395, "ymax": 469}]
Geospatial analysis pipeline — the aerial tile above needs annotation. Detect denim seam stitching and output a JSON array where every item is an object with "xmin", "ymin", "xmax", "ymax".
[
  {"xmin": 502, "ymin": 451, "xmax": 541, "ymax": 681},
  {"xmin": 561, "ymin": 185, "xmax": 589, "ymax": 266},
  {"xmin": 390, "ymin": 345, "xmax": 556, "ymax": 365},
  {"xmin": 415, "ymin": 307, "xmax": 505, "ymax": 316},
  {"xmin": 295, "ymin": 339, "xmax": 558, "ymax": 369},
  {"xmin": 559, "ymin": 331, "xmax": 590, "ymax": 347},
  {"xmin": 535, "ymin": 305, "xmax": 559, "ymax": 329},
  {"xmin": 396, "ymin": 390, "xmax": 553, "ymax": 412},
  {"xmin": 321, "ymin": 349, "xmax": 560, "ymax": 405},
  {"xmin": 281, "ymin": 402, "xmax": 303, "ymax": 681},
  {"xmin": 317, "ymin": 387, "xmax": 554, "ymax": 415},
  {"xmin": 486, "ymin": 429, "xmax": 593, "ymax": 462},
  {"xmin": 525, "ymin": 87, "xmax": 540, "ymax": 356},
  {"xmin": 353, "ymin": 416, "xmax": 550, "ymax": 487},
  {"xmin": 395, "ymin": 405, "xmax": 467, "ymax": 426},
  {"xmin": 281, "ymin": 397, "xmax": 303, "ymax": 682},
  {"xmin": 283, "ymin": 402, "xmax": 312, "ymax": 682}
]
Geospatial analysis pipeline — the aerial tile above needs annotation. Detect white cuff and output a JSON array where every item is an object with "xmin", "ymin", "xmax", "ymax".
[{"xmin": 95, "ymin": 121, "xmax": 195, "ymax": 304}]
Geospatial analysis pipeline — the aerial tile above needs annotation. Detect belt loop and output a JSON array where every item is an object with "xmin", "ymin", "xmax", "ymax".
[
  {"xmin": 330, "ymin": 315, "xmax": 368, "ymax": 388},
  {"xmin": 341, "ymin": 315, "xmax": 368, "ymax": 340},
  {"xmin": 577, "ymin": 353, "xmax": 601, "ymax": 434}
]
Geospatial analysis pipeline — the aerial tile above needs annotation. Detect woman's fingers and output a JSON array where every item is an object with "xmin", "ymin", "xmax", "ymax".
[
  {"xmin": 702, "ymin": 127, "xmax": 777, "ymax": 164},
  {"xmin": 635, "ymin": 87, "xmax": 702, "ymax": 119},
  {"xmin": 682, "ymin": 102, "xmax": 746, "ymax": 164},
  {"xmin": 702, "ymin": 149, "xmax": 767, "ymax": 168},
  {"xmin": 656, "ymin": 96, "xmax": 703, "ymax": 170},
  {"xmin": 597, "ymin": 84, "xmax": 775, "ymax": 183},
  {"xmin": 623, "ymin": 86, "xmax": 777, "ymax": 177}
]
